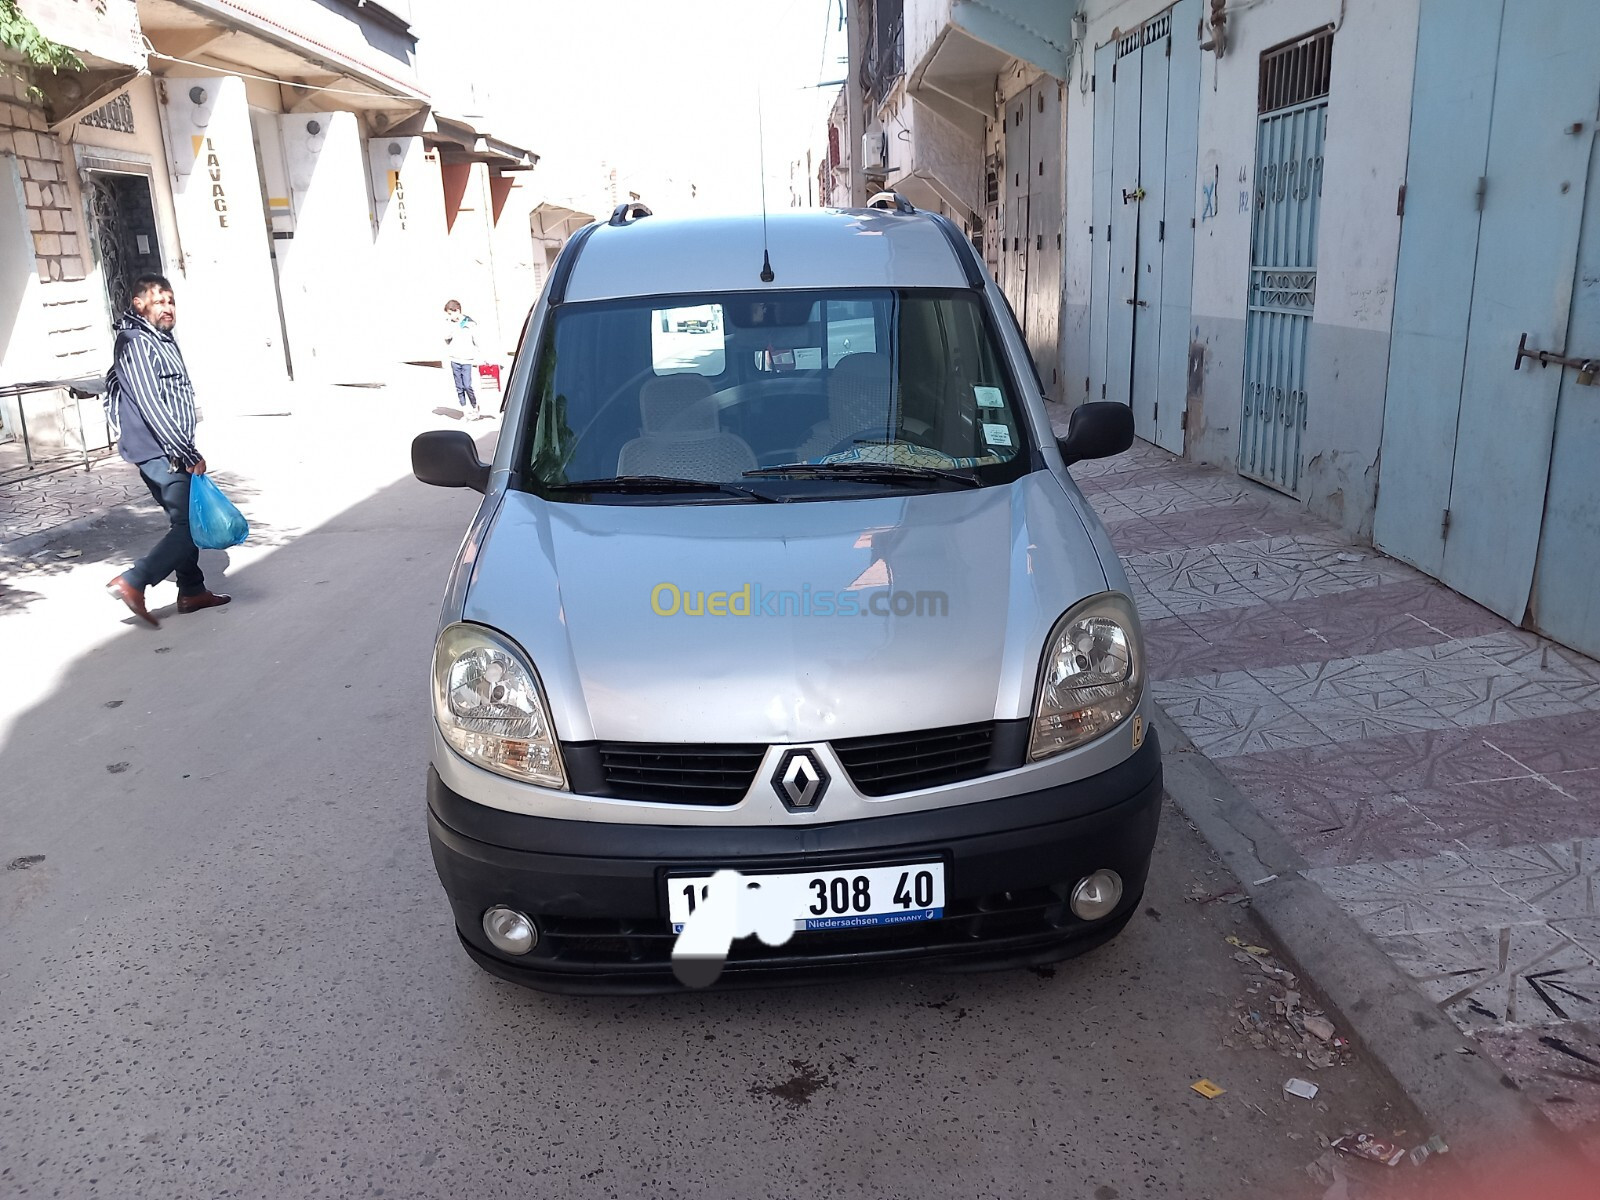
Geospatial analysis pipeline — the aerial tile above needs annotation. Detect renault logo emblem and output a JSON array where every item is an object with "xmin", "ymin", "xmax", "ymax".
[{"xmin": 772, "ymin": 748, "xmax": 830, "ymax": 812}]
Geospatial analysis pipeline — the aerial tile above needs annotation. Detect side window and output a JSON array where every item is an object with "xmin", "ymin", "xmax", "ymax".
[
  {"xmin": 651, "ymin": 304, "xmax": 725, "ymax": 376},
  {"xmin": 826, "ymin": 299, "xmax": 877, "ymax": 367}
]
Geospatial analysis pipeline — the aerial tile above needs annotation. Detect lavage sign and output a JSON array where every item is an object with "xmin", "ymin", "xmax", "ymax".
[
  {"xmin": 196, "ymin": 136, "xmax": 229, "ymax": 228},
  {"xmin": 650, "ymin": 582, "xmax": 949, "ymax": 618}
]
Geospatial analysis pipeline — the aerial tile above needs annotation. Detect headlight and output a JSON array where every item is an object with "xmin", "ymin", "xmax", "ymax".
[
  {"xmin": 1029, "ymin": 592, "xmax": 1144, "ymax": 760},
  {"xmin": 432, "ymin": 623, "xmax": 567, "ymax": 788}
]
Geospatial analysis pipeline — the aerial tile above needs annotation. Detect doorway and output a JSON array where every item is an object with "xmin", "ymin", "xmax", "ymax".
[
  {"xmin": 1374, "ymin": 0, "xmax": 1600, "ymax": 656},
  {"xmin": 1086, "ymin": 0, "xmax": 1200, "ymax": 453},
  {"xmin": 84, "ymin": 171, "xmax": 164, "ymax": 318},
  {"xmin": 1237, "ymin": 30, "xmax": 1331, "ymax": 495},
  {"xmin": 1002, "ymin": 76, "xmax": 1063, "ymax": 398}
]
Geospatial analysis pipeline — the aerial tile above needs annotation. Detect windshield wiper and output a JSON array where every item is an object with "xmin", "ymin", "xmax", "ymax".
[
  {"xmin": 743, "ymin": 462, "xmax": 980, "ymax": 487},
  {"xmin": 544, "ymin": 475, "xmax": 779, "ymax": 502}
]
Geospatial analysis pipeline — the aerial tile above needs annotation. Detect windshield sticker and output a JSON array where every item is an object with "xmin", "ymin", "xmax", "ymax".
[
  {"xmin": 974, "ymin": 385, "xmax": 1005, "ymax": 408},
  {"xmin": 982, "ymin": 423, "xmax": 1012, "ymax": 447}
]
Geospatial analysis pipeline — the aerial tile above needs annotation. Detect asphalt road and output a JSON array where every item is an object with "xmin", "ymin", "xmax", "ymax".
[{"xmin": 0, "ymin": 404, "xmax": 1422, "ymax": 1199}]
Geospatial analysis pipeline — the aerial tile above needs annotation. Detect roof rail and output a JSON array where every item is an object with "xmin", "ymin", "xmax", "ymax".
[
  {"xmin": 608, "ymin": 202, "xmax": 653, "ymax": 226},
  {"xmin": 866, "ymin": 191, "xmax": 915, "ymax": 214}
]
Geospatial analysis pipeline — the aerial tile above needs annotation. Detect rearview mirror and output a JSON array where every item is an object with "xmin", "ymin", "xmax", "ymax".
[
  {"xmin": 412, "ymin": 430, "xmax": 490, "ymax": 493},
  {"xmin": 1056, "ymin": 402, "xmax": 1134, "ymax": 466}
]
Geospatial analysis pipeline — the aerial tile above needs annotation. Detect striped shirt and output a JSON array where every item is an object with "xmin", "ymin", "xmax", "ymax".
[{"xmin": 105, "ymin": 311, "xmax": 201, "ymax": 469}]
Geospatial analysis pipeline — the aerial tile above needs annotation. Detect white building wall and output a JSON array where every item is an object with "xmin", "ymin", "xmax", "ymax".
[
  {"xmin": 905, "ymin": 0, "xmax": 952, "ymax": 76},
  {"xmin": 276, "ymin": 109, "xmax": 383, "ymax": 382},
  {"xmin": 154, "ymin": 74, "xmax": 288, "ymax": 400},
  {"xmin": 368, "ymin": 135, "xmax": 449, "ymax": 365}
]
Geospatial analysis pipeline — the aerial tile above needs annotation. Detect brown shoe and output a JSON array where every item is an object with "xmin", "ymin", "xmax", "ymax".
[
  {"xmin": 107, "ymin": 575, "xmax": 159, "ymax": 627},
  {"xmin": 177, "ymin": 591, "xmax": 232, "ymax": 614}
]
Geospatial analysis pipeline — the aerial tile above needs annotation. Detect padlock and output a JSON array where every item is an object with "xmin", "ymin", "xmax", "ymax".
[{"xmin": 1579, "ymin": 361, "xmax": 1597, "ymax": 386}]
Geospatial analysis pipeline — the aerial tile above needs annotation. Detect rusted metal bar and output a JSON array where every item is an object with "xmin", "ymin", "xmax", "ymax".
[{"xmin": 1514, "ymin": 331, "xmax": 1598, "ymax": 373}]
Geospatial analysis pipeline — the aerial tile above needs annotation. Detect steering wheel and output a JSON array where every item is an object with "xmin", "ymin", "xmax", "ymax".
[{"xmin": 825, "ymin": 425, "xmax": 942, "ymax": 458}]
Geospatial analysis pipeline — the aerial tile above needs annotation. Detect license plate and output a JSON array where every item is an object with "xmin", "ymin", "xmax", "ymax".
[{"xmin": 668, "ymin": 863, "xmax": 945, "ymax": 933}]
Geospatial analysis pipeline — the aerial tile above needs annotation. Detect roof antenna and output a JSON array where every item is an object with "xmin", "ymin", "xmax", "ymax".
[{"xmin": 757, "ymin": 83, "xmax": 775, "ymax": 282}]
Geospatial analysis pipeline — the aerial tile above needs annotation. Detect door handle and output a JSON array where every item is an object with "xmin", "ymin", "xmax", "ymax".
[
  {"xmin": 1124, "ymin": 298, "xmax": 1148, "ymax": 308},
  {"xmin": 1514, "ymin": 331, "xmax": 1597, "ymax": 382}
]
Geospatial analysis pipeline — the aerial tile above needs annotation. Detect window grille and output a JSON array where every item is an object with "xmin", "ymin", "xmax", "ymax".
[
  {"xmin": 80, "ymin": 93, "xmax": 135, "ymax": 134},
  {"xmin": 1259, "ymin": 28, "xmax": 1333, "ymax": 114},
  {"xmin": 865, "ymin": 0, "xmax": 904, "ymax": 104}
]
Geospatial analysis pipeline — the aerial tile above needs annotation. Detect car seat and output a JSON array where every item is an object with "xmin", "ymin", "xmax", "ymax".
[
  {"xmin": 617, "ymin": 374, "xmax": 758, "ymax": 482},
  {"xmin": 796, "ymin": 352, "xmax": 896, "ymax": 459}
]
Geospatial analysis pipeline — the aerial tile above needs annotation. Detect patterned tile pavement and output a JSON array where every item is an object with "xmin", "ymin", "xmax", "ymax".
[
  {"xmin": 1060, "ymin": 421, "xmax": 1600, "ymax": 1149},
  {"xmin": 0, "ymin": 457, "xmax": 148, "ymax": 546}
]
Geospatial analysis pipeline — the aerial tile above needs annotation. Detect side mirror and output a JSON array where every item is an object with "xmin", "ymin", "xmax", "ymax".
[
  {"xmin": 412, "ymin": 430, "xmax": 490, "ymax": 493},
  {"xmin": 1056, "ymin": 402, "xmax": 1134, "ymax": 466}
]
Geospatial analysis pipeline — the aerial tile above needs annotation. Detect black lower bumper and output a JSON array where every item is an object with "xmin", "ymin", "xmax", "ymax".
[{"xmin": 426, "ymin": 733, "xmax": 1162, "ymax": 994}]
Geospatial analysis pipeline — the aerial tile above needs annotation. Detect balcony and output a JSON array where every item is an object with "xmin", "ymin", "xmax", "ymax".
[{"xmin": 906, "ymin": 0, "xmax": 1077, "ymax": 136}]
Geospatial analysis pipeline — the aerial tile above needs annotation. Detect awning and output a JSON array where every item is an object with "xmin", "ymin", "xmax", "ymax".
[
  {"xmin": 908, "ymin": 0, "xmax": 1077, "ymax": 136},
  {"xmin": 387, "ymin": 110, "xmax": 539, "ymax": 170},
  {"xmin": 530, "ymin": 201, "xmax": 595, "ymax": 245},
  {"xmin": 24, "ymin": 0, "xmax": 147, "ymax": 126},
  {"xmin": 135, "ymin": 0, "xmax": 429, "ymax": 128}
]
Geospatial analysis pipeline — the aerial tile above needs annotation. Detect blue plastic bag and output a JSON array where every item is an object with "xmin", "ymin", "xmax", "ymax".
[{"xmin": 188, "ymin": 473, "xmax": 250, "ymax": 549}]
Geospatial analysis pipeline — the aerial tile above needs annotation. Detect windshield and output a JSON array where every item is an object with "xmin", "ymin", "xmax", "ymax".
[{"xmin": 517, "ymin": 288, "xmax": 1032, "ymax": 499}]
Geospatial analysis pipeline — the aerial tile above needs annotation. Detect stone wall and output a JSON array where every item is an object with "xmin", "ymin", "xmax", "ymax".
[{"xmin": 0, "ymin": 72, "xmax": 86, "ymax": 284}]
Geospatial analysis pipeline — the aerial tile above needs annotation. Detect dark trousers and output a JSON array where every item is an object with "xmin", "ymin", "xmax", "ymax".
[
  {"xmin": 127, "ymin": 457, "xmax": 205, "ymax": 595},
  {"xmin": 451, "ymin": 362, "xmax": 477, "ymax": 408}
]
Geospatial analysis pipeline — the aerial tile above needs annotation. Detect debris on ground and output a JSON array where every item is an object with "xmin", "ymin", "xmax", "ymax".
[
  {"xmin": 55, "ymin": 548, "xmax": 82, "ymax": 559},
  {"xmin": 1226, "ymin": 935, "xmax": 1272, "ymax": 956},
  {"xmin": 1407, "ymin": 1134, "xmax": 1448, "ymax": 1166},
  {"xmin": 1186, "ymin": 882, "xmax": 1247, "ymax": 905},
  {"xmin": 1190, "ymin": 1078, "xmax": 1226, "ymax": 1099},
  {"xmin": 1332, "ymin": 1132, "xmax": 1406, "ymax": 1167},
  {"xmin": 1220, "ymin": 936, "xmax": 1350, "ymax": 1069},
  {"xmin": 1283, "ymin": 1077, "xmax": 1320, "ymax": 1100}
]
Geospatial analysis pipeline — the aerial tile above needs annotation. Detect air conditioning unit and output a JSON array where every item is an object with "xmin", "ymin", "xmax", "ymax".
[{"xmin": 861, "ymin": 129, "xmax": 888, "ymax": 172}]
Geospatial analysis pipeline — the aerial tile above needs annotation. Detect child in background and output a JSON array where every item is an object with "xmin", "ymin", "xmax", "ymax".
[{"xmin": 443, "ymin": 300, "xmax": 485, "ymax": 419}]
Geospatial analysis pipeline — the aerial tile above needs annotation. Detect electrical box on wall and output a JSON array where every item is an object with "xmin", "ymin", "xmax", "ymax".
[{"xmin": 861, "ymin": 130, "xmax": 888, "ymax": 172}]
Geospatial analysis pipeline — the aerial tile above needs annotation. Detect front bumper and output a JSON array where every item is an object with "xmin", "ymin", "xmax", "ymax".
[{"xmin": 426, "ymin": 733, "xmax": 1162, "ymax": 994}]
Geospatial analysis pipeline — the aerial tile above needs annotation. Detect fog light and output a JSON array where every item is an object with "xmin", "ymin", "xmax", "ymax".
[
  {"xmin": 482, "ymin": 905, "xmax": 537, "ymax": 955},
  {"xmin": 1070, "ymin": 870, "xmax": 1123, "ymax": 921}
]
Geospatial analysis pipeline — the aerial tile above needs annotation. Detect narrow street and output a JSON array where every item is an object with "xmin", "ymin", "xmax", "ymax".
[{"xmin": 0, "ymin": 391, "xmax": 1421, "ymax": 1200}]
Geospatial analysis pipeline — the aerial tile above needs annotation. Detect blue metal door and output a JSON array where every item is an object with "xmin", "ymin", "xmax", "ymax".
[
  {"xmin": 1528, "ymin": 115, "xmax": 1600, "ymax": 657},
  {"xmin": 1239, "ymin": 36, "xmax": 1329, "ymax": 495},
  {"xmin": 1105, "ymin": 31, "xmax": 1142, "ymax": 410},
  {"xmin": 1376, "ymin": 0, "xmax": 1600, "ymax": 648},
  {"xmin": 1155, "ymin": 0, "xmax": 1201, "ymax": 454},
  {"xmin": 1131, "ymin": 11, "xmax": 1170, "ymax": 445},
  {"xmin": 1088, "ymin": 40, "xmax": 1116, "ymax": 410},
  {"xmin": 1085, "ymin": 0, "xmax": 1199, "ymax": 453},
  {"xmin": 1370, "ymin": 0, "xmax": 1500, "ymax": 577},
  {"xmin": 1003, "ymin": 93, "xmax": 1030, "ymax": 336}
]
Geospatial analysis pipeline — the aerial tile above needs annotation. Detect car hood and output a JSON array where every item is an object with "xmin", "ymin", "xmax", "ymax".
[{"xmin": 461, "ymin": 474, "xmax": 1113, "ymax": 743}]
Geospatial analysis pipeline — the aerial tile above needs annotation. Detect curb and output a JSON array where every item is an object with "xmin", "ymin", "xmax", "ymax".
[{"xmin": 1150, "ymin": 703, "xmax": 1581, "ymax": 1164}]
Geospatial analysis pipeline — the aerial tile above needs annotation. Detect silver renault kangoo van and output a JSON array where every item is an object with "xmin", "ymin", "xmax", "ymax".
[{"xmin": 412, "ymin": 196, "xmax": 1159, "ymax": 993}]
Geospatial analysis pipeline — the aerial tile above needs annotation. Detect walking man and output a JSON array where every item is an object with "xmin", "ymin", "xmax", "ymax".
[
  {"xmin": 443, "ymin": 299, "xmax": 484, "ymax": 419},
  {"xmin": 104, "ymin": 274, "xmax": 230, "ymax": 628}
]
